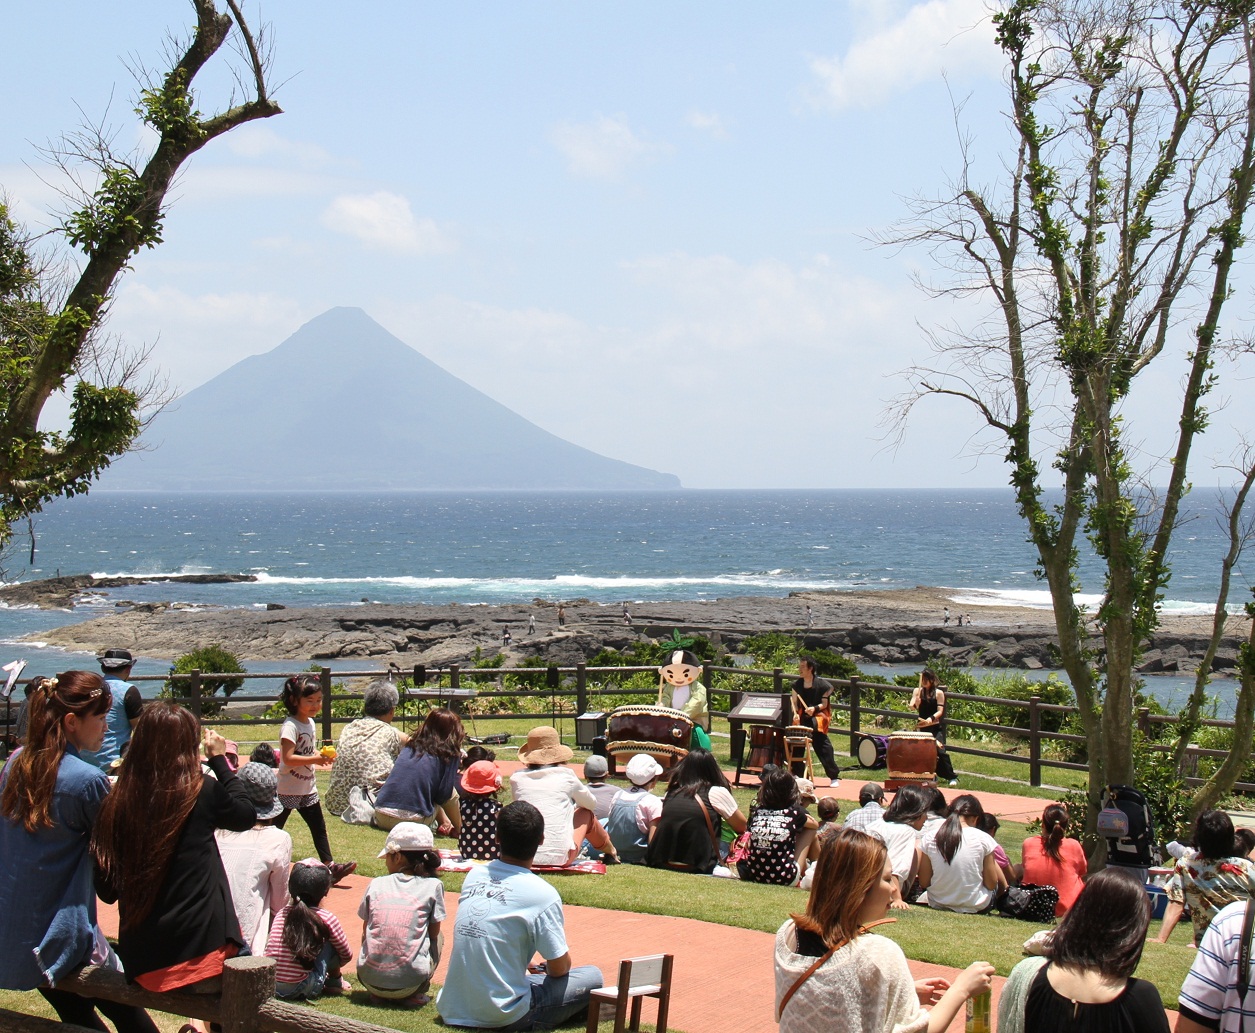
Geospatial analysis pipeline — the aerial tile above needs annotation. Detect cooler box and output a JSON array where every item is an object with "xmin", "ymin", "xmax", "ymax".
[{"xmin": 1146, "ymin": 884, "xmax": 1169, "ymax": 920}]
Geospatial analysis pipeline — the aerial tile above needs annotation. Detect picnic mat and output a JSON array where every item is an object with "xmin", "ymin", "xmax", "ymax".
[{"xmin": 437, "ymin": 849, "xmax": 606, "ymax": 874}]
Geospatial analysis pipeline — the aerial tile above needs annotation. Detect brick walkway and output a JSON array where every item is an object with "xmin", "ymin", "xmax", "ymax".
[{"xmin": 93, "ymin": 764, "xmax": 1177, "ymax": 1032}]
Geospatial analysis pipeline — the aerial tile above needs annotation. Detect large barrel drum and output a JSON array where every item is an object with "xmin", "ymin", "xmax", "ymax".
[
  {"xmin": 606, "ymin": 705, "xmax": 693, "ymax": 769},
  {"xmin": 886, "ymin": 731, "xmax": 938, "ymax": 789}
]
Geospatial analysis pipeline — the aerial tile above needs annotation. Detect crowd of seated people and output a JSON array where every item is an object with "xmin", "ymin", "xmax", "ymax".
[{"xmin": 7, "ymin": 676, "xmax": 1243, "ymax": 1033}]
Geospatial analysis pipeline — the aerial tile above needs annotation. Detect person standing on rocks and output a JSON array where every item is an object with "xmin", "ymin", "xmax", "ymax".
[
  {"xmin": 557, "ymin": 604, "xmax": 566, "ymax": 628},
  {"xmin": 792, "ymin": 658, "xmax": 840, "ymax": 785},
  {"xmin": 527, "ymin": 614, "xmax": 536, "ymax": 636}
]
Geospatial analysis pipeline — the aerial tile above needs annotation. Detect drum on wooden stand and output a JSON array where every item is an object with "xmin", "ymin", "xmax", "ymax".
[
  {"xmin": 606, "ymin": 705, "xmax": 693, "ymax": 770},
  {"xmin": 857, "ymin": 733, "xmax": 889, "ymax": 769},
  {"xmin": 886, "ymin": 730, "xmax": 938, "ymax": 789}
]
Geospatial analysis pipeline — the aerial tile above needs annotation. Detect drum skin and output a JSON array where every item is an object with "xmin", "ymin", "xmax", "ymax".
[
  {"xmin": 607, "ymin": 705, "xmax": 693, "ymax": 769},
  {"xmin": 857, "ymin": 734, "xmax": 889, "ymax": 769},
  {"xmin": 887, "ymin": 731, "xmax": 937, "ymax": 785}
]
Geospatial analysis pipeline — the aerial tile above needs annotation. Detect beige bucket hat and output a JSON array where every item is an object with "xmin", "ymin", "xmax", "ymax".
[{"xmin": 516, "ymin": 725, "xmax": 574, "ymax": 765}]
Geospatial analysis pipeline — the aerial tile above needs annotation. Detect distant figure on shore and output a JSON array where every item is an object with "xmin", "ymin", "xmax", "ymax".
[
  {"xmin": 527, "ymin": 614, "xmax": 536, "ymax": 636},
  {"xmin": 502, "ymin": 627, "xmax": 512, "ymax": 647},
  {"xmin": 943, "ymin": 607, "xmax": 950, "ymax": 626},
  {"xmin": 623, "ymin": 604, "xmax": 632, "ymax": 626},
  {"xmin": 955, "ymin": 613, "xmax": 964, "ymax": 627},
  {"xmin": 557, "ymin": 604, "xmax": 566, "ymax": 628},
  {"xmin": 805, "ymin": 604, "xmax": 814, "ymax": 629}
]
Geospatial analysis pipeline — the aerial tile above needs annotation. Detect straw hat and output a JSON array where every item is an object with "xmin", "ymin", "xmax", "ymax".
[{"xmin": 516, "ymin": 726, "xmax": 574, "ymax": 765}]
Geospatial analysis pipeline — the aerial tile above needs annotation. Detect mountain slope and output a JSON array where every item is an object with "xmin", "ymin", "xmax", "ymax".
[{"xmin": 102, "ymin": 307, "xmax": 681, "ymax": 490}]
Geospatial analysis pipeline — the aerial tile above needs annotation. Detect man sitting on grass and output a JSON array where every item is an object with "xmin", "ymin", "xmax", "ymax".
[{"xmin": 437, "ymin": 801, "xmax": 604, "ymax": 1029}]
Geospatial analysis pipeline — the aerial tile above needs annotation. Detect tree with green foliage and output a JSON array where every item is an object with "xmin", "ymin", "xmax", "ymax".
[
  {"xmin": 0, "ymin": 0, "xmax": 280, "ymax": 549},
  {"xmin": 891, "ymin": 0, "xmax": 1255, "ymax": 845},
  {"xmin": 165, "ymin": 644, "xmax": 247, "ymax": 715}
]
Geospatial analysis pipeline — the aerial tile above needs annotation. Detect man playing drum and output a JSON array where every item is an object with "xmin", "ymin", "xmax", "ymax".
[{"xmin": 792, "ymin": 657, "xmax": 841, "ymax": 785}]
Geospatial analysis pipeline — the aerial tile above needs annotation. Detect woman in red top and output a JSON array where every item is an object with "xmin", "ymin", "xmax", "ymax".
[{"xmin": 1019, "ymin": 804, "xmax": 1087, "ymax": 915}]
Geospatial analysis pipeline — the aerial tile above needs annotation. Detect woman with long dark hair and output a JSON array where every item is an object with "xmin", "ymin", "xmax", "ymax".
[
  {"xmin": 738, "ymin": 767, "xmax": 818, "ymax": 886},
  {"xmin": 997, "ymin": 868, "xmax": 1169, "ymax": 1033},
  {"xmin": 910, "ymin": 669, "xmax": 957, "ymax": 785},
  {"xmin": 92, "ymin": 702, "xmax": 256, "ymax": 991},
  {"xmin": 374, "ymin": 707, "xmax": 466, "ymax": 833},
  {"xmin": 1019, "ymin": 803, "xmax": 1087, "ymax": 915},
  {"xmin": 645, "ymin": 748, "xmax": 747, "ymax": 875},
  {"xmin": 866, "ymin": 782, "xmax": 931, "ymax": 906},
  {"xmin": 0, "ymin": 672, "xmax": 157, "ymax": 1033},
  {"xmin": 775, "ymin": 827, "xmax": 993, "ymax": 1033},
  {"xmin": 917, "ymin": 794, "xmax": 1004, "ymax": 913}
]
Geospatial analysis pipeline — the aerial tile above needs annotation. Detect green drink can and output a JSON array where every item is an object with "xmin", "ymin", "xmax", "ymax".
[{"xmin": 965, "ymin": 989, "xmax": 991, "ymax": 1033}]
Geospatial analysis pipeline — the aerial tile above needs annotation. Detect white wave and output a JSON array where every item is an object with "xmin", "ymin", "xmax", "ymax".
[
  {"xmin": 250, "ymin": 571, "xmax": 851, "ymax": 593},
  {"xmin": 90, "ymin": 566, "xmax": 216, "ymax": 579},
  {"xmin": 947, "ymin": 587, "xmax": 1231, "ymax": 615}
]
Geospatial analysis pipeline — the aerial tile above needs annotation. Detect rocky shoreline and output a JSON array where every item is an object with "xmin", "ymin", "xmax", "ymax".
[{"xmin": 16, "ymin": 580, "xmax": 1249, "ymax": 676}]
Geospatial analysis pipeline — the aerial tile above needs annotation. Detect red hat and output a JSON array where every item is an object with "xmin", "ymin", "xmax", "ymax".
[{"xmin": 461, "ymin": 760, "xmax": 502, "ymax": 796}]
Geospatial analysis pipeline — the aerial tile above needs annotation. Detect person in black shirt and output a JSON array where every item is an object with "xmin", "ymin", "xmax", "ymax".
[{"xmin": 792, "ymin": 658, "xmax": 840, "ymax": 784}]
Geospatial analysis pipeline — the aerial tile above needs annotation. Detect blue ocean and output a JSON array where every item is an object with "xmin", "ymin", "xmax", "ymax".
[{"xmin": 1, "ymin": 488, "xmax": 1248, "ymax": 708}]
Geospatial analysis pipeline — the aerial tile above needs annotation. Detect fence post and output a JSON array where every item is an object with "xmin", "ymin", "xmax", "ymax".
[
  {"xmin": 320, "ymin": 668, "xmax": 333, "ymax": 743},
  {"xmin": 849, "ymin": 678, "xmax": 861, "ymax": 756},
  {"xmin": 189, "ymin": 669, "xmax": 202, "ymax": 721},
  {"xmin": 1028, "ymin": 695, "xmax": 1042, "ymax": 787},
  {"xmin": 220, "ymin": 955, "xmax": 275, "ymax": 1033},
  {"xmin": 576, "ymin": 663, "xmax": 587, "ymax": 714},
  {"xmin": 450, "ymin": 664, "xmax": 461, "ymax": 690},
  {"xmin": 1137, "ymin": 707, "xmax": 1151, "ymax": 736}
]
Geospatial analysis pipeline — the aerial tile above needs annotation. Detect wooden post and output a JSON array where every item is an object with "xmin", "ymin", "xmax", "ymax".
[
  {"xmin": 450, "ymin": 664, "xmax": 461, "ymax": 689},
  {"xmin": 189, "ymin": 669, "xmax": 202, "ymax": 721},
  {"xmin": 1028, "ymin": 695, "xmax": 1042, "ymax": 787},
  {"xmin": 320, "ymin": 667, "xmax": 333, "ymax": 743},
  {"xmin": 1137, "ymin": 706, "xmax": 1151, "ymax": 736},
  {"xmin": 219, "ymin": 956, "xmax": 275, "ymax": 1033},
  {"xmin": 849, "ymin": 678, "xmax": 861, "ymax": 756},
  {"xmin": 576, "ymin": 663, "xmax": 587, "ymax": 714}
]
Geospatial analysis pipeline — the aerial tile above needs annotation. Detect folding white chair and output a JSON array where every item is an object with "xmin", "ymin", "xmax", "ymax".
[{"xmin": 585, "ymin": 953, "xmax": 673, "ymax": 1033}]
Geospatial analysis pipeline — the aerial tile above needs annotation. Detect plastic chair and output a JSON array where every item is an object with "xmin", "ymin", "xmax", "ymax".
[{"xmin": 585, "ymin": 953, "xmax": 673, "ymax": 1033}]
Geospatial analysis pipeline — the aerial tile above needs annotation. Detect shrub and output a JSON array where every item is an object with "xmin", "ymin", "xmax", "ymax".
[{"xmin": 164, "ymin": 645, "xmax": 246, "ymax": 715}]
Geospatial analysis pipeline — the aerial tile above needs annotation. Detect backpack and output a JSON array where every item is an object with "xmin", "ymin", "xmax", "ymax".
[{"xmin": 1101, "ymin": 784, "xmax": 1157, "ymax": 868}]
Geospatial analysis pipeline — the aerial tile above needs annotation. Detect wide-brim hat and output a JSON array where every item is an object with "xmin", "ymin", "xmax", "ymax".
[
  {"xmin": 517, "ymin": 725, "xmax": 574, "ymax": 765},
  {"xmin": 237, "ymin": 761, "xmax": 283, "ymax": 821},
  {"xmin": 97, "ymin": 648, "xmax": 134, "ymax": 671},
  {"xmin": 461, "ymin": 760, "xmax": 503, "ymax": 795}
]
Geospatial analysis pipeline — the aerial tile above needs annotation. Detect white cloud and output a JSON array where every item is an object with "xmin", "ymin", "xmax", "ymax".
[
  {"xmin": 810, "ymin": 0, "xmax": 1001, "ymax": 110},
  {"xmin": 685, "ymin": 110, "xmax": 729, "ymax": 139},
  {"xmin": 320, "ymin": 191, "xmax": 455, "ymax": 254},
  {"xmin": 549, "ymin": 115, "xmax": 666, "ymax": 180},
  {"xmin": 108, "ymin": 283, "xmax": 309, "ymax": 392},
  {"xmin": 222, "ymin": 125, "xmax": 336, "ymax": 167}
]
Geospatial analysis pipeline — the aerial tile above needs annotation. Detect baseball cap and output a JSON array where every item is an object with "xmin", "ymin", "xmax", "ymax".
[
  {"xmin": 626, "ymin": 754, "xmax": 664, "ymax": 786},
  {"xmin": 583, "ymin": 755, "xmax": 609, "ymax": 780}
]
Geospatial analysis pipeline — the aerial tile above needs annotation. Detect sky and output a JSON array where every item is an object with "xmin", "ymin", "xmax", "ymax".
[{"xmin": 2, "ymin": 1, "xmax": 1252, "ymax": 489}]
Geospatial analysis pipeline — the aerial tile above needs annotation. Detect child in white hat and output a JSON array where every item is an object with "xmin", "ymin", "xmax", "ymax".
[
  {"xmin": 602, "ymin": 754, "xmax": 665, "ymax": 864},
  {"xmin": 357, "ymin": 822, "xmax": 445, "ymax": 1008}
]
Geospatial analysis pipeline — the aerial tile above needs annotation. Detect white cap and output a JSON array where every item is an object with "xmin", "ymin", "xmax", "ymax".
[
  {"xmin": 626, "ymin": 754, "xmax": 664, "ymax": 786},
  {"xmin": 377, "ymin": 821, "xmax": 435, "ymax": 857}
]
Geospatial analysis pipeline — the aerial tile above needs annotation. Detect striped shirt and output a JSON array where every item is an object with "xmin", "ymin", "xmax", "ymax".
[
  {"xmin": 265, "ymin": 903, "xmax": 351, "ymax": 985},
  {"xmin": 1179, "ymin": 900, "xmax": 1255, "ymax": 1032}
]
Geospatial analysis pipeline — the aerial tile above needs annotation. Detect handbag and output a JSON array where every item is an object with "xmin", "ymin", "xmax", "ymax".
[
  {"xmin": 726, "ymin": 830, "xmax": 753, "ymax": 866},
  {"xmin": 997, "ymin": 883, "xmax": 1059, "ymax": 923},
  {"xmin": 341, "ymin": 784, "xmax": 377, "ymax": 825}
]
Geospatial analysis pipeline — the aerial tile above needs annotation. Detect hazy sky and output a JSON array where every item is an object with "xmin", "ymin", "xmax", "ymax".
[{"xmin": 3, "ymin": 2, "xmax": 1251, "ymax": 489}]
